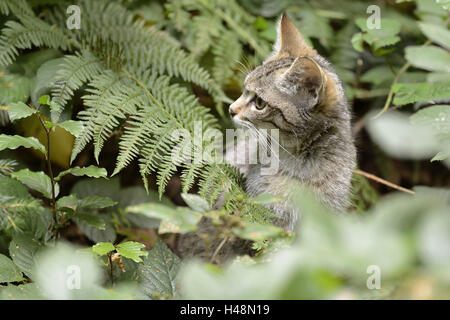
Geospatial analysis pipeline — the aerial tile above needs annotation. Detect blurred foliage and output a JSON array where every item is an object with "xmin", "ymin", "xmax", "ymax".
[{"xmin": 0, "ymin": 0, "xmax": 449, "ymax": 300}]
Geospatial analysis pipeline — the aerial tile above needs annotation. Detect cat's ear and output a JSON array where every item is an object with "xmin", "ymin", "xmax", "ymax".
[
  {"xmin": 271, "ymin": 13, "xmax": 316, "ymax": 58},
  {"xmin": 276, "ymin": 57, "xmax": 326, "ymax": 99}
]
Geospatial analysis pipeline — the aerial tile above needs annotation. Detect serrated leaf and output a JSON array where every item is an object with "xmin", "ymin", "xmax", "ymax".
[
  {"xmin": 406, "ymin": 46, "xmax": 450, "ymax": 73},
  {"xmin": 232, "ymin": 222, "xmax": 285, "ymax": 241},
  {"xmin": 181, "ymin": 193, "xmax": 210, "ymax": 213},
  {"xmin": 393, "ymin": 82, "xmax": 450, "ymax": 105},
  {"xmin": 0, "ymin": 135, "xmax": 46, "ymax": 154},
  {"xmin": 10, "ymin": 169, "xmax": 59, "ymax": 199},
  {"xmin": 56, "ymin": 194, "xmax": 78, "ymax": 213},
  {"xmin": 78, "ymin": 196, "xmax": 117, "ymax": 210},
  {"xmin": 92, "ymin": 242, "xmax": 115, "ymax": 256},
  {"xmin": 126, "ymin": 203, "xmax": 201, "ymax": 234},
  {"xmin": 9, "ymin": 234, "xmax": 43, "ymax": 279},
  {"xmin": 419, "ymin": 22, "xmax": 450, "ymax": 50},
  {"xmin": 54, "ymin": 120, "xmax": 83, "ymax": 137},
  {"xmin": 355, "ymin": 18, "xmax": 401, "ymax": 52},
  {"xmin": 5, "ymin": 102, "xmax": 37, "ymax": 121},
  {"xmin": 116, "ymin": 241, "xmax": 148, "ymax": 263},
  {"xmin": 139, "ymin": 239, "xmax": 180, "ymax": 298},
  {"xmin": 55, "ymin": 165, "xmax": 107, "ymax": 181},
  {"xmin": 0, "ymin": 253, "xmax": 24, "ymax": 283}
]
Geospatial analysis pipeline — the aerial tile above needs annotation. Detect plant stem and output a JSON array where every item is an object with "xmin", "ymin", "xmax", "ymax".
[
  {"xmin": 108, "ymin": 253, "xmax": 114, "ymax": 287},
  {"xmin": 35, "ymin": 108, "xmax": 58, "ymax": 239},
  {"xmin": 374, "ymin": 39, "xmax": 432, "ymax": 119}
]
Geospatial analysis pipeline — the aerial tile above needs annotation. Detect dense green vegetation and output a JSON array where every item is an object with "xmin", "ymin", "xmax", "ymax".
[{"xmin": 0, "ymin": 0, "xmax": 449, "ymax": 299}]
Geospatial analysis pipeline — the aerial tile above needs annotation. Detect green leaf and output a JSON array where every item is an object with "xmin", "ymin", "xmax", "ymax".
[
  {"xmin": 406, "ymin": 46, "xmax": 450, "ymax": 73},
  {"xmin": 351, "ymin": 33, "xmax": 364, "ymax": 52},
  {"xmin": 57, "ymin": 194, "xmax": 116, "ymax": 217},
  {"xmin": 75, "ymin": 213, "xmax": 106, "ymax": 230},
  {"xmin": 10, "ymin": 169, "xmax": 59, "ymax": 199},
  {"xmin": 366, "ymin": 110, "xmax": 440, "ymax": 160},
  {"xmin": 392, "ymin": 82, "xmax": 450, "ymax": 105},
  {"xmin": 31, "ymin": 58, "xmax": 65, "ymax": 121},
  {"xmin": 419, "ymin": 22, "xmax": 450, "ymax": 50},
  {"xmin": 139, "ymin": 239, "xmax": 180, "ymax": 298},
  {"xmin": 55, "ymin": 165, "xmax": 107, "ymax": 181},
  {"xmin": 0, "ymin": 176, "xmax": 30, "ymax": 198},
  {"xmin": 126, "ymin": 203, "xmax": 202, "ymax": 234},
  {"xmin": 0, "ymin": 135, "xmax": 46, "ymax": 154},
  {"xmin": 232, "ymin": 222, "xmax": 285, "ymax": 241},
  {"xmin": 56, "ymin": 194, "xmax": 78, "ymax": 214},
  {"xmin": 75, "ymin": 214, "xmax": 116, "ymax": 243},
  {"xmin": 78, "ymin": 196, "xmax": 117, "ymax": 210},
  {"xmin": 9, "ymin": 234, "xmax": 43, "ymax": 279},
  {"xmin": 92, "ymin": 242, "xmax": 115, "ymax": 256},
  {"xmin": 5, "ymin": 102, "xmax": 37, "ymax": 121},
  {"xmin": 360, "ymin": 66, "xmax": 395, "ymax": 86},
  {"xmin": 53, "ymin": 120, "xmax": 83, "ymax": 137},
  {"xmin": 71, "ymin": 177, "xmax": 120, "ymax": 199},
  {"xmin": 0, "ymin": 283, "xmax": 44, "ymax": 300},
  {"xmin": 355, "ymin": 18, "xmax": 401, "ymax": 52},
  {"xmin": 0, "ymin": 253, "xmax": 24, "ymax": 283},
  {"xmin": 37, "ymin": 95, "xmax": 50, "ymax": 105},
  {"xmin": 116, "ymin": 241, "xmax": 148, "ymax": 263},
  {"xmin": 0, "ymin": 72, "xmax": 30, "ymax": 105},
  {"xmin": 410, "ymin": 105, "xmax": 450, "ymax": 135},
  {"xmin": 181, "ymin": 193, "xmax": 210, "ymax": 213}
]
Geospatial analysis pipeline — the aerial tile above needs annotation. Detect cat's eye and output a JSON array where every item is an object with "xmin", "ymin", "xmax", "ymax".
[{"xmin": 252, "ymin": 96, "xmax": 267, "ymax": 110}]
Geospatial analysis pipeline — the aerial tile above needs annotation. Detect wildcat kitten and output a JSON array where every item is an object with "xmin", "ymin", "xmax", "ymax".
[
  {"xmin": 226, "ymin": 14, "xmax": 356, "ymax": 231},
  {"xmin": 176, "ymin": 14, "xmax": 356, "ymax": 261}
]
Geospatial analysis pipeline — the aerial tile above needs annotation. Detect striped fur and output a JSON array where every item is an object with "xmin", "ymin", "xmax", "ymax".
[{"xmin": 227, "ymin": 14, "xmax": 356, "ymax": 230}]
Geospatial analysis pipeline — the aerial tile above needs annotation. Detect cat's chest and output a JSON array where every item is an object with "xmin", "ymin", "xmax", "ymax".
[{"xmin": 245, "ymin": 166, "xmax": 297, "ymax": 198}]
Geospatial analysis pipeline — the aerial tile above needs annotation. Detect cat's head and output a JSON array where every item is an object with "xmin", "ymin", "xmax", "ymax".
[{"xmin": 229, "ymin": 14, "xmax": 346, "ymax": 136}]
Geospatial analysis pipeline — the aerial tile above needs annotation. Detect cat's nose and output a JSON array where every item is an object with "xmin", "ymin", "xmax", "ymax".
[{"xmin": 229, "ymin": 97, "xmax": 244, "ymax": 118}]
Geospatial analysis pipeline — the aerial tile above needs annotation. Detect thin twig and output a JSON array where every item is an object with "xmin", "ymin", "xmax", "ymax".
[
  {"xmin": 354, "ymin": 169, "xmax": 415, "ymax": 195},
  {"xmin": 210, "ymin": 237, "xmax": 229, "ymax": 264}
]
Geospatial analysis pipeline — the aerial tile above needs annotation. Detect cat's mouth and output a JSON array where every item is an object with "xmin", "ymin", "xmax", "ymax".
[{"xmin": 232, "ymin": 115, "xmax": 247, "ymax": 127}]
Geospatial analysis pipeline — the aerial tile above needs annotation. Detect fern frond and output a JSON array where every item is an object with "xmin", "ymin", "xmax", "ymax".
[
  {"xmin": 70, "ymin": 71, "xmax": 126, "ymax": 163},
  {"xmin": 0, "ymin": 159, "xmax": 18, "ymax": 176},
  {"xmin": 212, "ymin": 30, "xmax": 242, "ymax": 86},
  {"xmin": 189, "ymin": 13, "xmax": 221, "ymax": 58},
  {"xmin": 0, "ymin": 0, "xmax": 34, "ymax": 18},
  {"xmin": 112, "ymin": 110, "xmax": 155, "ymax": 176},
  {"xmin": 51, "ymin": 50, "xmax": 104, "ymax": 113},
  {"xmin": 198, "ymin": 163, "xmax": 275, "ymax": 224},
  {"xmin": 0, "ymin": 18, "xmax": 70, "ymax": 67}
]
